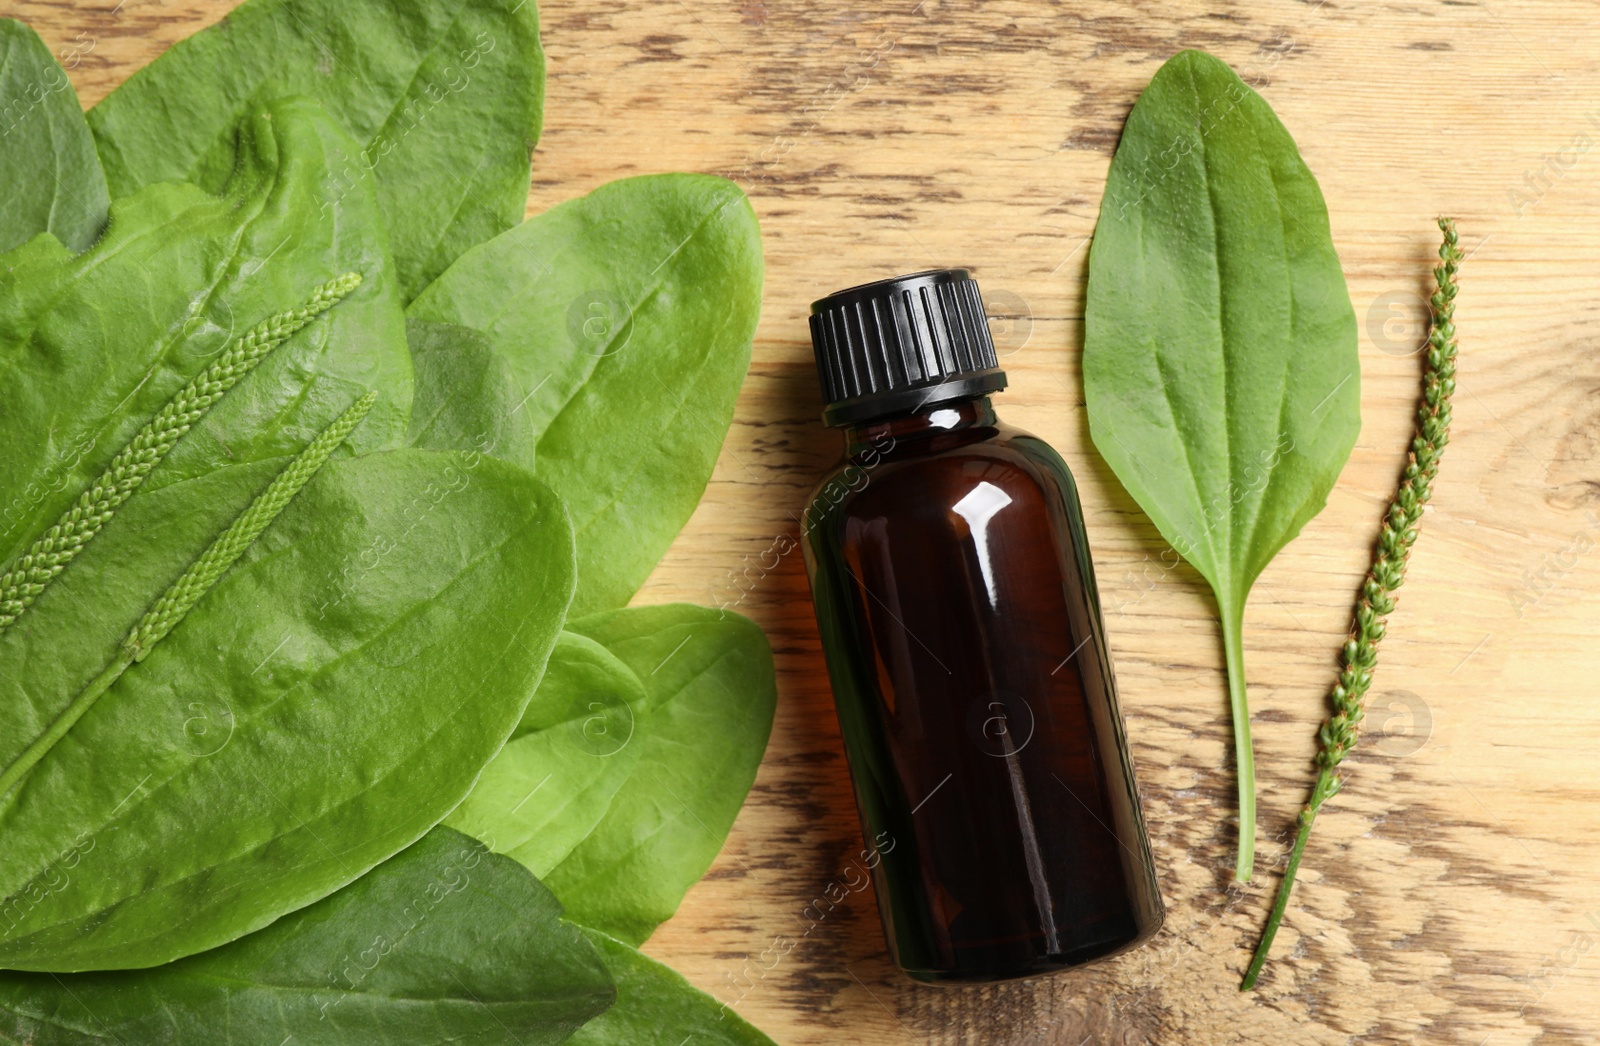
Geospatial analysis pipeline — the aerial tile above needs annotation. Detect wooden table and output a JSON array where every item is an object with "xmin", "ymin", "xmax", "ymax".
[{"xmin": 22, "ymin": 0, "xmax": 1600, "ymax": 1042}]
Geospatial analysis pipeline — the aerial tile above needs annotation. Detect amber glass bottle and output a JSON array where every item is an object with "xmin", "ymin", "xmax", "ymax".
[{"xmin": 802, "ymin": 269, "xmax": 1164, "ymax": 984}]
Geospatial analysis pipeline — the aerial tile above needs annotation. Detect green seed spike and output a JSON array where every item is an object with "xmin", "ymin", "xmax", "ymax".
[
  {"xmin": 126, "ymin": 388, "xmax": 378, "ymax": 660},
  {"xmin": 1240, "ymin": 219, "xmax": 1462, "ymax": 991},
  {"xmin": 0, "ymin": 390, "xmax": 377, "ymax": 802},
  {"xmin": 0, "ymin": 272, "xmax": 364, "ymax": 634}
]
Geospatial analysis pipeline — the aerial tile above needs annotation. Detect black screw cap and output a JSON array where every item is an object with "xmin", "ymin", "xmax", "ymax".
[{"xmin": 809, "ymin": 269, "xmax": 1007, "ymax": 427}]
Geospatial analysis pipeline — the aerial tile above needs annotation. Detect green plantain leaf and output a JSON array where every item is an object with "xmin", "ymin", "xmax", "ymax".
[
  {"xmin": 0, "ymin": 447, "xmax": 574, "ymax": 971},
  {"xmin": 0, "ymin": 96, "xmax": 412, "ymax": 570},
  {"xmin": 0, "ymin": 20, "xmax": 109, "ymax": 254},
  {"xmin": 569, "ymin": 927, "xmax": 775, "ymax": 1046},
  {"xmin": 0, "ymin": 828, "xmax": 614, "ymax": 1045},
  {"xmin": 407, "ymin": 174, "xmax": 764, "ymax": 614},
  {"xmin": 1083, "ymin": 49, "xmax": 1360, "ymax": 880},
  {"xmin": 445, "ymin": 630, "xmax": 651, "ymax": 878},
  {"xmin": 445, "ymin": 605, "xmax": 774, "ymax": 944},
  {"xmin": 539, "ymin": 605, "xmax": 776, "ymax": 945},
  {"xmin": 0, "ymin": 98, "xmax": 576, "ymax": 966},
  {"xmin": 86, "ymin": 0, "xmax": 544, "ymax": 301},
  {"xmin": 405, "ymin": 318, "xmax": 538, "ymax": 466}
]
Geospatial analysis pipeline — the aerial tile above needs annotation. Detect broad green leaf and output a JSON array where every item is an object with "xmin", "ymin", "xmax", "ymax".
[
  {"xmin": 541, "ymin": 605, "xmax": 776, "ymax": 945},
  {"xmin": 0, "ymin": 20, "xmax": 108, "ymax": 254},
  {"xmin": 408, "ymin": 174, "xmax": 764, "ymax": 614},
  {"xmin": 0, "ymin": 96, "xmax": 412, "ymax": 570},
  {"xmin": 87, "ymin": 0, "xmax": 545, "ymax": 301},
  {"xmin": 0, "ymin": 450, "xmax": 575, "ymax": 970},
  {"xmin": 1083, "ymin": 49, "xmax": 1360, "ymax": 879},
  {"xmin": 446, "ymin": 630, "xmax": 651, "ymax": 877},
  {"xmin": 0, "ymin": 828, "xmax": 615, "ymax": 1045},
  {"xmin": 569, "ymin": 927, "xmax": 775, "ymax": 1046},
  {"xmin": 406, "ymin": 318, "xmax": 537, "ymax": 466}
]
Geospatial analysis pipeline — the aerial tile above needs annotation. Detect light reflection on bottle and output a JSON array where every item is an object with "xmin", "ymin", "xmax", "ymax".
[{"xmin": 953, "ymin": 480, "xmax": 1013, "ymax": 610}]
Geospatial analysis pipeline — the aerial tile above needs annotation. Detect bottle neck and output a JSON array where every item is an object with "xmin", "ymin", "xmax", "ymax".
[{"xmin": 843, "ymin": 396, "xmax": 998, "ymax": 457}]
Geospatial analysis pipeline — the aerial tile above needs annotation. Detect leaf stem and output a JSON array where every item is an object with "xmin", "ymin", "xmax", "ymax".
[
  {"xmin": 0, "ymin": 651, "xmax": 133, "ymax": 801},
  {"xmin": 1241, "ymin": 218, "xmax": 1461, "ymax": 990},
  {"xmin": 1240, "ymin": 766, "xmax": 1336, "ymax": 988},
  {"xmin": 1222, "ymin": 606, "xmax": 1255, "ymax": 882}
]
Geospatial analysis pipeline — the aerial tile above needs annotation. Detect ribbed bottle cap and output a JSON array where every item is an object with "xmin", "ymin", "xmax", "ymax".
[{"xmin": 809, "ymin": 269, "xmax": 1007, "ymax": 427}]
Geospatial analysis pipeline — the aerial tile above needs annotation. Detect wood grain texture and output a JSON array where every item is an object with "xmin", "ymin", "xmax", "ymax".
[{"xmin": 12, "ymin": 0, "xmax": 1600, "ymax": 1041}]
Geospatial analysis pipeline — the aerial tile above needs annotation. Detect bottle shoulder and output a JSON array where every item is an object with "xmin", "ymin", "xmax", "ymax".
[
  {"xmin": 822, "ymin": 421, "xmax": 1076, "ymax": 485},
  {"xmin": 804, "ymin": 422, "xmax": 1080, "ymax": 536}
]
